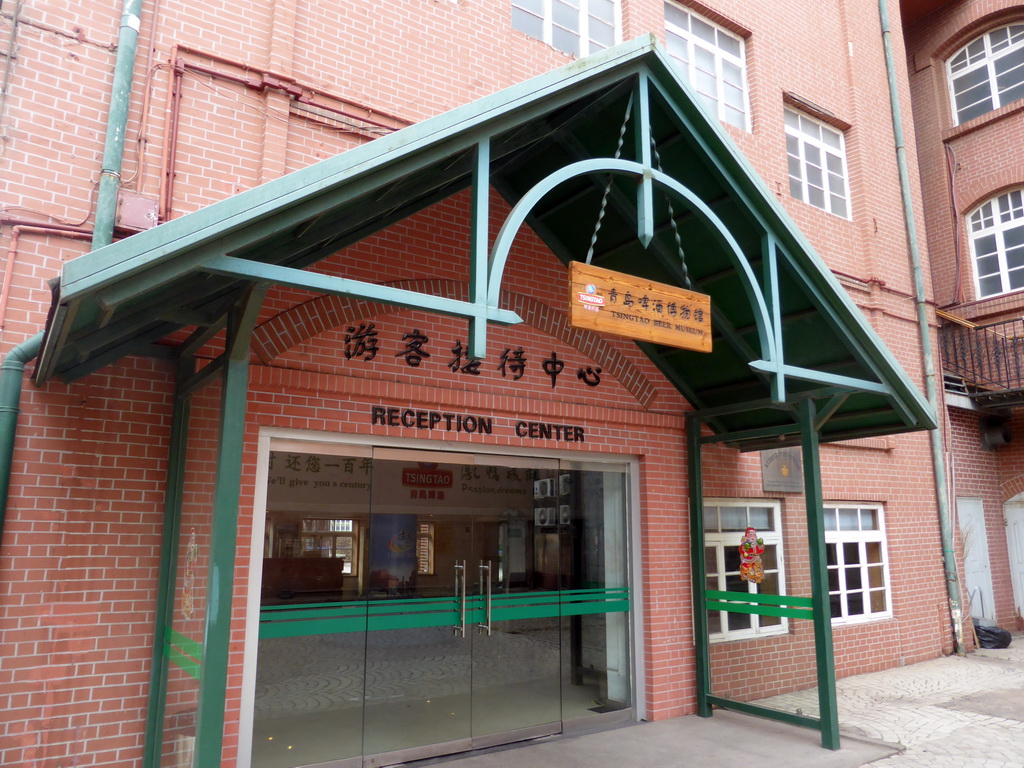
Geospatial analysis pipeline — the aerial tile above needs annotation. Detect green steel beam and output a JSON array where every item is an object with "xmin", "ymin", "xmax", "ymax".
[
  {"xmin": 800, "ymin": 398, "xmax": 840, "ymax": 750},
  {"xmin": 468, "ymin": 139, "xmax": 491, "ymax": 359},
  {"xmin": 762, "ymin": 234, "xmax": 786, "ymax": 402},
  {"xmin": 142, "ymin": 359, "xmax": 193, "ymax": 768},
  {"xmin": 178, "ymin": 356, "xmax": 227, "ymax": 398},
  {"xmin": 816, "ymin": 393, "xmax": 850, "ymax": 430},
  {"xmin": 747, "ymin": 360, "xmax": 891, "ymax": 396},
  {"xmin": 633, "ymin": 72, "xmax": 654, "ymax": 247},
  {"xmin": 485, "ymin": 160, "xmax": 775, "ymax": 368},
  {"xmin": 780, "ymin": 250, "xmax": 931, "ymax": 429},
  {"xmin": 192, "ymin": 287, "xmax": 266, "ymax": 767},
  {"xmin": 699, "ymin": 423, "xmax": 799, "ymax": 445},
  {"xmin": 56, "ymin": 326, "xmax": 187, "ymax": 383},
  {"xmin": 200, "ymin": 255, "xmax": 521, "ymax": 330},
  {"xmin": 550, "ymin": 131, "xmax": 773, "ymax": 399},
  {"xmin": 705, "ymin": 695, "xmax": 824, "ymax": 731},
  {"xmin": 179, "ymin": 319, "xmax": 228, "ymax": 359},
  {"xmin": 687, "ymin": 411, "xmax": 712, "ymax": 718}
]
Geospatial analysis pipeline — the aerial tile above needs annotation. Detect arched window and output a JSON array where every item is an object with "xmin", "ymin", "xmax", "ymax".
[
  {"xmin": 969, "ymin": 188, "xmax": 1024, "ymax": 298},
  {"xmin": 947, "ymin": 23, "xmax": 1024, "ymax": 125}
]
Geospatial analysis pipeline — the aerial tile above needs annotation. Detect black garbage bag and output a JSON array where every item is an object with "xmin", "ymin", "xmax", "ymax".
[{"xmin": 975, "ymin": 623, "xmax": 1012, "ymax": 649}]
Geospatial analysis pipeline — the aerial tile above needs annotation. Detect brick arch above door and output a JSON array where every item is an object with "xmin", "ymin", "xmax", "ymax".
[{"xmin": 251, "ymin": 279, "xmax": 660, "ymax": 409}]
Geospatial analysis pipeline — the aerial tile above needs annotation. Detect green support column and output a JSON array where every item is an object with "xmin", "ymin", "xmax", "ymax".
[
  {"xmin": 468, "ymin": 139, "xmax": 491, "ymax": 360},
  {"xmin": 633, "ymin": 72, "xmax": 654, "ymax": 247},
  {"xmin": 192, "ymin": 289, "xmax": 266, "ymax": 767},
  {"xmin": 143, "ymin": 365, "xmax": 193, "ymax": 768},
  {"xmin": 800, "ymin": 398, "xmax": 840, "ymax": 750},
  {"xmin": 687, "ymin": 412, "xmax": 712, "ymax": 717}
]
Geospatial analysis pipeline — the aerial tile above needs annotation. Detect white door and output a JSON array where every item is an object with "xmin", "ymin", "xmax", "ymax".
[
  {"xmin": 1005, "ymin": 500, "xmax": 1024, "ymax": 619},
  {"xmin": 957, "ymin": 497, "xmax": 995, "ymax": 623}
]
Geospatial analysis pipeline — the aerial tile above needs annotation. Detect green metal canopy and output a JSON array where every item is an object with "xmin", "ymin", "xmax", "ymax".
[{"xmin": 36, "ymin": 35, "xmax": 935, "ymax": 446}]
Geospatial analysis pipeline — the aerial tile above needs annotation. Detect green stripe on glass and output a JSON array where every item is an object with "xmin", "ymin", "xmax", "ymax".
[
  {"xmin": 166, "ymin": 627, "xmax": 203, "ymax": 661},
  {"xmin": 258, "ymin": 587, "xmax": 631, "ymax": 639},
  {"xmin": 165, "ymin": 627, "xmax": 202, "ymax": 679}
]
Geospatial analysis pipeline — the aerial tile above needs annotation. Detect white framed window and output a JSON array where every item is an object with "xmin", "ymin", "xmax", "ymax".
[
  {"xmin": 947, "ymin": 24, "xmax": 1024, "ymax": 126},
  {"xmin": 664, "ymin": 2, "xmax": 748, "ymax": 130},
  {"xmin": 824, "ymin": 504, "xmax": 891, "ymax": 624},
  {"xmin": 785, "ymin": 108, "xmax": 850, "ymax": 218},
  {"xmin": 968, "ymin": 188, "xmax": 1024, "ymax": 299},
  {"xmin": 511, "ymin": 0, "xmax": 619, "ymax": 58},
  {"xmin": 704, "ymin": 499, "xmax": 787, "ymax": 641}
]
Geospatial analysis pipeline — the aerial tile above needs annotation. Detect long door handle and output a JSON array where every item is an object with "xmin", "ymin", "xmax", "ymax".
[
  {"xmin": 453, "ymin": 561, "xmax": 466, "ymax": 637},
  {"xmin": 478, "ymin": 560, "xmax": 492, "ymax": 635}
]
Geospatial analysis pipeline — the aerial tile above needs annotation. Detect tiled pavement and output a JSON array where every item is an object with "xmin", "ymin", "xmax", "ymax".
[
  {"xmin": 423, "ymin": 634, "xmax": 1024, "ymax": 768},
  {"xmin": 755, "ymin": 636, "xmax": 1024, "ymax": 768},
  {"xmin": 838, "ymin": 638, "xmax": 1024, "ymax": 768}
]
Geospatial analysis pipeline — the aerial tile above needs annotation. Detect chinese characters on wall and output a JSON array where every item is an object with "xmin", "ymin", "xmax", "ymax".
[{"xmin": 343, "ymin": 322, "xmax": 603, "ymax": 390}]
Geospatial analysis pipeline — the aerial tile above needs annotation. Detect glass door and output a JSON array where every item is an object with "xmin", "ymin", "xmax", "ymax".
[
  {"xmin": 253, "ymin": 445, "xmax": 373, "ymax": 768},
  {"xmin": 360, "ymin": 451, "xmax": 475, "ymax": 761},
  {"xmin": 251, "ymin": 445, "xmax": 632, "ymax": 768},
  {"xmin": 468, "ymin": 459, "xmax": 562, "ymax": 745}
]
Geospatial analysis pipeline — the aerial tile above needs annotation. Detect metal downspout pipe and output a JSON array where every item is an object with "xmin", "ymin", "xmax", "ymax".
[
  {"xmin": 877, "ymin": 0, "xmax": 964, "ymax": 655},
  {"xmin": 0, "ymin": 332, "xmax": 43, "ymax": 541},
  {"xmin": 3, "ymin": 0, "xmax": 141, "ymax": 536},
  {"xmin": 92, "ymin": 0, "xmax": 144, "ymax": 249}
]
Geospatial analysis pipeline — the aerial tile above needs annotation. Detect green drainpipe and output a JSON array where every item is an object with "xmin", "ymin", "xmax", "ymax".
[
  {"xmin": 92, "ymin": 0, "xmax": 144, "ymax": 249},
  {"xmin": 0, "ymin": 332, "xmax": 43, "ymax": 541},
  {"xmin": 877, "ymin": 0, "xmax": 964, "ymax": 655}
]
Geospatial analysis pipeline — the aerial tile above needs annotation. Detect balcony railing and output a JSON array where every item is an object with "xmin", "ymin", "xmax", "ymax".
[{"xmin": 940, "ymin": 316, "xmax": 1024, "ymax": 405}]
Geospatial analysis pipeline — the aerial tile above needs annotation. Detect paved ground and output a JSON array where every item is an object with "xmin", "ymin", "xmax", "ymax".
[{"xmin": 416, "ymin": 633, "xmax": 1024, "ymax": 768}]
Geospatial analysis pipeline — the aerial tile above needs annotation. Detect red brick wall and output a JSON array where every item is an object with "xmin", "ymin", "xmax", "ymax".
[
  {"xmin": 946, "ymin": 407, "xmax": 1020, "ymax": 630},
  {"xmin": 0, "ymin": 0, "xmax": 956, "ymax": 765},
  {"xmin": 906, "ymin": 1, "xmax": 1024, "ymax": 311},
  {"xmin": 904, "ymin": 0, "xmax": 1024, "ymax": 635}
]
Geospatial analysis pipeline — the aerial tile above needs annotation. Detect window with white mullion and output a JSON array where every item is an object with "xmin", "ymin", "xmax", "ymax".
[
  {"xmin": 823, "ymin": 504, "xmax": 891, "ymax": 624},
  {"xmin": 785, "ymin": 108, "xmax": 850, "ymax": 218},
  {"xmin": 703, "ymin": 499, "xmax": 786, "ymax": 642},
  {"xmin": 512, "ymin": 0, "xmax": 619, "ymax": 58},
  {"xmin": 948, "ymin": 24, "xmax": 1024, "ymax": 125},
  {"xmin": 664, "ymin": 2, "xmax": 749, "ymax": 130},
  {"xmin": 969, "ymin": 188, "xmax": 1024, "ymax": 298}
]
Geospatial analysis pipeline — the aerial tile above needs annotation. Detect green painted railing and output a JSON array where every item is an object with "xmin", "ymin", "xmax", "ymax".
[
  {"xmin": 259, "ymin": 587, "xmax": 630, "ymax": 639},
  {"xmin": 704, "ymin": 590, "xmax": 814, "ymax": 620}
]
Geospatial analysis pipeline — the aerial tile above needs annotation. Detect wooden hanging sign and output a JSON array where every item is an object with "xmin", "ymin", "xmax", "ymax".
[{"xmin": 567, "ymin": 261, "xmax": 712, "ymax": 353}]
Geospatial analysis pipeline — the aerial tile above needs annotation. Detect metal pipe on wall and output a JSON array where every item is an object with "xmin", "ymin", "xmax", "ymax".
[
  {"xmin": 877, "ymin": 0, "xmax": 964, "ymax": 655},
  {"xmin": 1, "ymin": 226, "xmax": 92, "ymax": 329},
  {"xmin": 0, "ymin": 331, "xmax": 43, "ymax": 543},
  {"xmin": 92, "ymin": 0, "xmax": 144, "ymax": 249}
]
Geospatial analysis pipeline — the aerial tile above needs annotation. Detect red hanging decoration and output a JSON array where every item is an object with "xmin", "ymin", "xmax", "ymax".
[{"xmin": 739, "ymin": 526, "xmax": 765, "ymax": 585}]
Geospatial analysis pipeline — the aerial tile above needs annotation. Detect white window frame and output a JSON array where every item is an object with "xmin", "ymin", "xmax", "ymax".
[
  {"xmin": 511, "ymin": 0, "xmax": 621, "ymax": 59},
  {"xmin": 824, "ymin": 503, "xmax": 892, "ymax": 625},
  {"xmin": 968, "ymin": 188, "xmax": 1024, "ymax": 299},
  {"xmin": 664, "ymin": 2, "xmax": 749, "ymax": 131},
  {"xmin": 947, "ymin": 23, "xmax": 1024, "ymax": 126},
  {"xmin": 703, "ymin": 499, "xmax": 787, "ymax": 642},
  {"xmin": 785, "ymin": 108, "xmax": 851, "ymax": 219}
]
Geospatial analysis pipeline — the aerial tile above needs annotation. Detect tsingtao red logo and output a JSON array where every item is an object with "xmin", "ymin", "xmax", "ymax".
[{"xmin": 402, "ymin": 463, "xmax": 453, "ymax": 489}]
